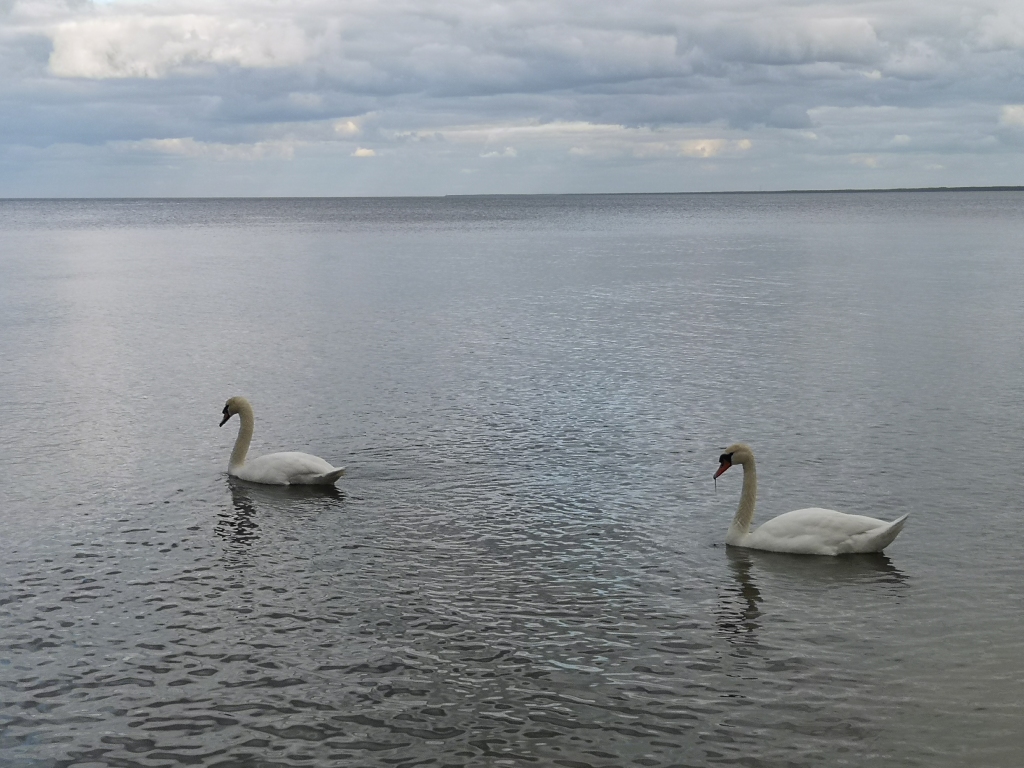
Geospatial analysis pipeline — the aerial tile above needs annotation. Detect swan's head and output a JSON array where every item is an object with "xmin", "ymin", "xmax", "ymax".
[
  {"xmin": 220, "ymin": 396, "xmax": 248, "ymax": 427},
  {"xmin": 714, "ymin": 443, "xmax": 753, "ymax": 478}
]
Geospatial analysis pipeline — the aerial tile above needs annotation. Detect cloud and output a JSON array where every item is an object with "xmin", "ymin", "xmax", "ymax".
[
  {"xmin": 333, "ymin": 120, "xmax": 362, "ymax": 136},
  {"xmin": 1, "ymin": 0, "xmax": 1023, "ymax": 193},
  {"xmin": 999, "ymin": 105, "xmax": 1024, "ymax": 127},
  {"xmin": 288, "ymin": 92, "xmax": 324, "ymax": 109},
  {"xmin": 481, "ymin": 146, "xmax": 517, "ymax": 158},
  {"xmin": 679, "ymin": 139, "xmax": 752, "ymax": 158},
  {"xmin": 707, "ymin": 17, "xmax": 882, "ymax": 66},
  {"xmin": 398, "ymin": 119, "xmax": 753, "ymax": 160},
  {"xmin": 351, "ymin": 147, "xmax": 376, "ymax": 157},
  {"xmin": 881, "ymin": 40, "xmax": 946, "ymax": 79},
  {"xmin": 119, "ymin": 137, "xmax": 298, "ymax": 160},
  {"xmin": 975, "ymin": 8, "xmax": 1024, "ymax": 51},
  {"xmin": 49, "ymin": 14, "xmax": 312, "ymax": 78},
  {"xmin": 850, "ymin": 154, "xmax": 880, "ymax": 168}
]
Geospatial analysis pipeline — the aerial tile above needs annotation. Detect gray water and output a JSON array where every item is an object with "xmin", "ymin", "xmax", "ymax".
[{"xmin": 1, "ymin": 193, "xmax": 1022, "ymax": 767}]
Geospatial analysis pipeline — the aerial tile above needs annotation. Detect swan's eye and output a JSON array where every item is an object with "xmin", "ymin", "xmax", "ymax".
[{"xmin": 719, "ymin": 453, "xmax": 732, "ymax": 463}]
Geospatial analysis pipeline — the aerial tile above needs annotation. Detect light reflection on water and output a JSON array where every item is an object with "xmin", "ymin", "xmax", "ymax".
[{"xmin": 1, "ymin": 194, "xmax": 1023, "ymax": 767}]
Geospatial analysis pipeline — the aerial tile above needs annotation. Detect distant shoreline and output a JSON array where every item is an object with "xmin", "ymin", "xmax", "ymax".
[
  {"xmin": 449, "ymin": 186, "xmax": 1024, "ymax": 196},
  {"xmin": 2, "ymin": 186, "xmax": 1023, "ymax": 200},
  {"xmin": 684, "ymin": 185, "xmax": 1024, "ymax": 195}
]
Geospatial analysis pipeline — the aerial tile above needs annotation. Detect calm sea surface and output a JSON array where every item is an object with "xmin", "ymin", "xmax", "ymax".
[{"xmin": 1, "ymin": 193, "xmax": 1022, "ymax": 767}]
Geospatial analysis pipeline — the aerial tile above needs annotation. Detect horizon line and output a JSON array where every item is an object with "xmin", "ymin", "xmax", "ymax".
[{"xmin": 2, "ymin": 185, "xmax": 1023, "ymax": 200}]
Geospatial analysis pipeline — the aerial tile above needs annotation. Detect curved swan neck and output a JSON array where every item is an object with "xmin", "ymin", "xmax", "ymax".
[
  {"xmin": 730, "ymin": 456, "xmax": 757, "ymax": 535},
  {"xmin": 230, "ymin": 400, "xmax": 254, "ymax": 469}
]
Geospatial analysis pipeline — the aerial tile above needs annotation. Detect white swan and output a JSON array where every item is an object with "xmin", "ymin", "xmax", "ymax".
[
  {"xmin": 714, "ymin": 443, "xmax": 907, "ymax": 555},
  {"xmin": 219, "ymin": 396, "xmax": 345, "ymax": 486}
]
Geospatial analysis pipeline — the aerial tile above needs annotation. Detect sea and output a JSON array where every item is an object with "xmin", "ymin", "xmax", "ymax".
[{"xmin": 1, "ymin": 192, "xmax": 1022, "ymax": 767}]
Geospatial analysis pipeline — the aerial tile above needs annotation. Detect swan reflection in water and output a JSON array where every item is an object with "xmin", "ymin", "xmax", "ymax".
[
  {"xmin": 216, "ymin": 478, "xmax": 345, "ymax": 546},
  {"xmin": 731, "ymin": 546, "xmax": 908, "ymax": 586},
  {"xmin": 715, "ymin": 547, "xmax": 908, "ymax": 645},
  {"xmin": 716, "ymin": 548, "xmax": 764, "ymax": 644}
]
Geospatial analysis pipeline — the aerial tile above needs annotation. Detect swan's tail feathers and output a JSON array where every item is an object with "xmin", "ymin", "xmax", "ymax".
[
  {"xmin": 319, "ymin": 467, "xmax": 346, "ymax": 485},
  {"xmin": 859, "ymin": 513, "xmax": 909, "ymax": 553}
]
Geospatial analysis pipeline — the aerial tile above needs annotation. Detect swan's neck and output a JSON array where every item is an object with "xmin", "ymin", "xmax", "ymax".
[
  {"xmin": 230, "ymin": 402, "xmax": 254, "ymax": 470},
  {"xmin": 728, "ymin": 458, "xmax": 757, "ymax": 537}
]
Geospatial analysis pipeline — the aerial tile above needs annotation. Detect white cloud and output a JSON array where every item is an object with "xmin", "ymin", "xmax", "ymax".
[
  {"xmin": 333, "ymin": 120, "xmax": 362, "ymax": 136},
  {"xmin": 676, "ymin": 138, "xmax": 752, "ymax": 158},
  {"xmin": 49, "ymin": 14, "xmax": 312, "ymax": 78},
  {"xmin": 352, "ymin": 147, "xmax": 376, "ymax": 157},
  {"xmin": 850, "ymin": 154, "xmax": 880, "ymax": 168},
  {"xmin": 976, "ymin": 8, "xmax": 1024, "ymax": 51},
  {"xmin": 400, "ymin": 120, "xmax": 753, "ymax": 160},
  {"xmin": 424, "ymin": 120, "xmax": 618, "ymax": 144},
  {"xmin": 679, "ymin": 139, "xmax": 727, "ymax": 158},
  {"xmin": 999, "ymin": 105, "xmax": 1024, "ymax": 127},
  {"xmin": 118, "ymin": 137, "xmax": 298, "ymax": 160}
]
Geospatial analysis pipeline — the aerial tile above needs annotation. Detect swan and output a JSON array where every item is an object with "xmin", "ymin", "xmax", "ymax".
[
  {"xmin": 714, "ymin": 443, "xmax": 907, "ymax": 555},
  {"xmin": 219, "ymin": 396, "xmax": 346, "ymax": 486}
]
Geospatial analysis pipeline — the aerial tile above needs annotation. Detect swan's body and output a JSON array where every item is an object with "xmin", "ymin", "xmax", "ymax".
[
  {"xmin": 220, "ymin": 397, "xmax": 345, "ymax": 486},
  {"xmin": 715, "ymin": 443, "xmax": 907, "ymax": 555}
]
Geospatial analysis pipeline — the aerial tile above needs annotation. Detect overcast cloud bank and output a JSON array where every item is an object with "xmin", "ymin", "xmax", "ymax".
[{"xmin": 2, "ymin": 0, "xmax": 1023, "ymax": 195}]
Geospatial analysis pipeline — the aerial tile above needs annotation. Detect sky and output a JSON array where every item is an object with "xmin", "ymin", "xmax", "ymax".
[{"xmin": 2, "ymin": 0, "xmax": 1024, "ymax": 196}]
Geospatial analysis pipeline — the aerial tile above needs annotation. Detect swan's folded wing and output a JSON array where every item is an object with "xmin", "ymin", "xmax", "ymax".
[
  {"xmin": 841, "ymin": 514, "xmax": 909, "ymax": 554},
  {"xmin": 752, "ymin": 508, "xmax": 905, "ymax": 555},
  {"xmin": 315, "ymin": 467, "xmax": 346, "ymax": 485},
  {"xmin": 237, "ymin": 451, "xmax": 340, "ymax": 485}
]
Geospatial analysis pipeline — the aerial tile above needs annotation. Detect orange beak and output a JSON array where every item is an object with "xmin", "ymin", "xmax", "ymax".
[{"xmin": 713, "ymin": 460, "xmax": 731, "ymax": 479}]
